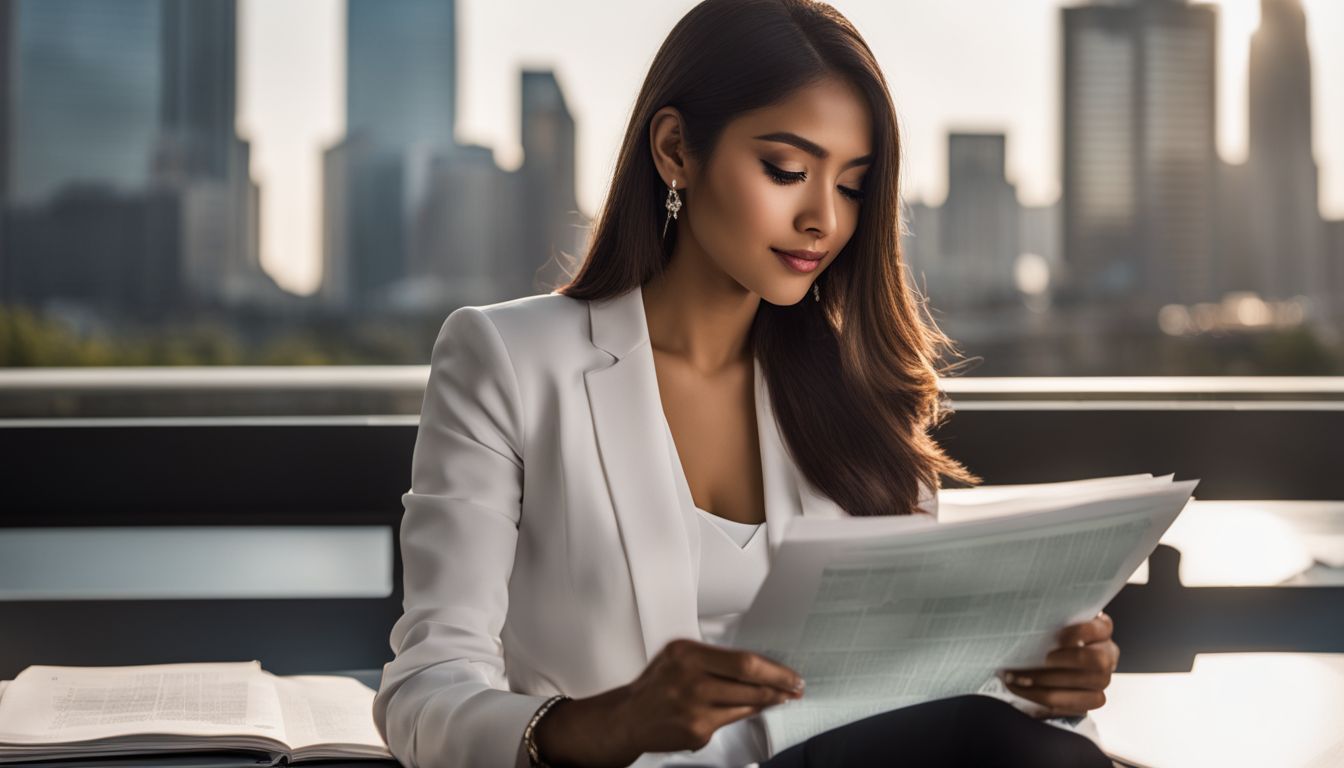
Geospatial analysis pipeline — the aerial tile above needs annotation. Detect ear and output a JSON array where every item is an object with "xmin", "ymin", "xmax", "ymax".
[{"xmin": 649, "ymin": 106, "xmax": 699, "ymax": 191}]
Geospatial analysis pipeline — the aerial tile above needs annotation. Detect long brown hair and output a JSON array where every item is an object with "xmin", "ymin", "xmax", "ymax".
[{"xmin": 552, "ymin": 0, "xmax": 978, "ymax": 515}]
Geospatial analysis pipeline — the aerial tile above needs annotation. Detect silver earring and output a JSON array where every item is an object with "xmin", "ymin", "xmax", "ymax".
[
  {"xmin": 813, "ymin": 280, "xmax": 821, "ymax": 302},
  {"xmin": 662, "ymin": 179, "xmax": 682, "ymax": 239}
]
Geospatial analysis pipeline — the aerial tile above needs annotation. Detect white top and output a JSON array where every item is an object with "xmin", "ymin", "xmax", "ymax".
[
  {"xmin": 653, "ymin": 416, "xmax": 772, "ymax": 768},
  {"xmin": 694, "ymin": 507, "xmax": 769, "ymax": 642}
]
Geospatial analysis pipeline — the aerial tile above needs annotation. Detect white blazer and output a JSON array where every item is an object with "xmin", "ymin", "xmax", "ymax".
[{"xmin": 373, "ymin": 284, "xmax": 939, "ymax": 768}]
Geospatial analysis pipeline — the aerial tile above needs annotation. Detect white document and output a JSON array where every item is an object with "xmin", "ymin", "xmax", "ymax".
[
  {"xmin": 938, "ymin": 474, "xmax": 1161, "ymax": 509},
  {"xmin": 729, "ymin": 475, "xmax": 1198, "ymax": 754}
]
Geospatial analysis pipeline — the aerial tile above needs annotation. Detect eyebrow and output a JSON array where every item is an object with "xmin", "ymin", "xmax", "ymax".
[{"xmin": 752, "ymin": 132, "xmax": 873, "ymax": 169}]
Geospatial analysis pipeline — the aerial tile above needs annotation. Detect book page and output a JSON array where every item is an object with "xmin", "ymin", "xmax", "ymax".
[
  {"xmin": 272, "ymin": 675, "xmax": 390, "ymax": 758},
  {"xmin": 0, "ymin": 662, "xmax": 285, "ymax": 746},
  {"xmin": 731, "ymin": 479, "xmax": 1196, "ymax": 754}
]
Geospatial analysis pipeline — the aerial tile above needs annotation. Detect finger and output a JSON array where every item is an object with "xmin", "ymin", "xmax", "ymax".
[
  {"xmin": 1042, "ymin": 641, "xmax": 1119, "ymax": 672},
  {"xmin": 699, "ymin": 647, "xmax": 805, "ymax": 694},
  {"xmin": 692, "ymin": 676, "xmax": 801, "ymax": 708},
  {"xmin": 1056, "ymin": 613, "xmax": 1113, "ymax": 648},
  {"xmin": 1000, "ymin": 668, "xmax": 1111, "ymax": 692},
  {"xmin": 1002, "ymin": 682, "xmax": 1106, "ymax": 716}
]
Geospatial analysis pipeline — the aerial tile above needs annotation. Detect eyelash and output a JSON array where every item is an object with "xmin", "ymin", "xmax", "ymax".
[{"xmin": 761, "ymin": 160, "xmax": 865, "ymax": 202}]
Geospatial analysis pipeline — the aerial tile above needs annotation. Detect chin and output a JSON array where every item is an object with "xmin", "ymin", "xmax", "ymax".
[{"xmin": 754, "ymin": 282, "xmax": 812, "ymax": 307}]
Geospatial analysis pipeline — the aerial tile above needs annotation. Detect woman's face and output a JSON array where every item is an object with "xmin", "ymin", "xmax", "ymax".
[{"xmin": 668, "ymin": 75, "xmax": 874, "ymax": 306}]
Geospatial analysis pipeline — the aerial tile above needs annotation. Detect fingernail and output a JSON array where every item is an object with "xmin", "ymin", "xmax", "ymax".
[
  {"xmin": 1017, "ymin": 676, "xmax": 1034, "ymax": 688},
  {"xmin": 792, "ymin": 678, "xmax": 806, "ymax": 692},
  {"xmin": 1003, "ymin": 672, "xmax": 1016, "ymax": 685},
  {"xmin": 1076, "ymin": 639, "xmax": 1086, "ymax": 647}
]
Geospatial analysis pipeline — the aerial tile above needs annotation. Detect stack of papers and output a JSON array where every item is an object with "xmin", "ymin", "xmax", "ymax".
[{"xmin": 730, "ymin": 474, "xmax": 1198, "ymax": 754}]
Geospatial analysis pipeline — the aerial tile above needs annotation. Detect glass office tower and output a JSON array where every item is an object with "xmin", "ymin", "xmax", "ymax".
[
  {"xmin": 9, "ymin": 0, "xmax": 162, "ymax": 205},
  {"xmin": 1063, "ymin": 0, "xmax": 1217, "ymax": 307},
  {"xmin": 1247, "ymin": 0, "xmax": 1324, "ymax": 302}
]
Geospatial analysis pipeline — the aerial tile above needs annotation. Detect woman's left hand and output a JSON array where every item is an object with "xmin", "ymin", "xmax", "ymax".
[{"xmin": 998, "ymin": 611, "xmax": 1119, "ymax": 718}]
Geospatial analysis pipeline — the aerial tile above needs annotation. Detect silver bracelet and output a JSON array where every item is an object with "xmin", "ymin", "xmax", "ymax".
[{"xmin": 523, "ymin": 694, "xmax": 571, "ymax": 768}]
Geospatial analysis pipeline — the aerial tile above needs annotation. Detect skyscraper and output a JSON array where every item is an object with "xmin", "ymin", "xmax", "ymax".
[
  {"xmin": 1062, "ymin": 0, "xmax": 1218, "ymax": 307},
  {"xmin": 1, "ymin": 0, "xmax": 13, "ymax": 302},
  {"xmin": 325, "ymin": 0, "xmax": 459, "ymax": 313},
  {"xmin": 4, "ymin": 0, "xmax": 280, "ymax": 319},
  {"xmin": 516, "ymin": 69, "xmax": 587, "ymax": 298},
  {"xmin": 408, "ymin": 144, "xmax": 512, "ymax": 307},
  {"xmin": 941, "ymin": 132, "xmax": 1021, "ymax": 307},
  {"xmin": 392, "ymin": 69, "xmax": 591, "ymax": 310},
  {"xmin": 3, "ymin": 0, "xmax": 178, "ymax": 321},
  {"xmin": 159, "ymin": 0, "xmax": 238, "ymax": 181},
  {"xmin": 346, "ymin": 0, "xmax": 456, "ymax": 154},
  {"xmin": 9, "ymin": 0, "xmax": 162, "ymax": 205},
  {"xmin": 0, "ymin": 0, "xmax": 11, "ymax": 205},
  {"xmin": 1247, "ymin": 0, "xmax": 1324, "ymax": 303},
  {"xmin": 1328, "ymin": 220, "xmax": 1344, "ymax": 306},
  {"xmin": 157, "ymin": 0, "xmax": 268, "ymax": 308},
  {"xmin": 899, "ymin": 198, "xmax": 943, "ymax": 301}
]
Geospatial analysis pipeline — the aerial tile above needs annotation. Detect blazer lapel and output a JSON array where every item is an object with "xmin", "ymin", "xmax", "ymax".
[{"xmin": 584, "ymin": 286, "xmax": 700, "ymax": 662}]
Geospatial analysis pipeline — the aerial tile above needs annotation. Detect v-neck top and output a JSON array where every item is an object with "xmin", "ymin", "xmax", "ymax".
[
  {"xmin": 693, "ymin": 505, "xmax": 768, "ymax": 620},
  {"xmin": 697, "ymin": 504, "xmax": 762, "ymax": 547}
]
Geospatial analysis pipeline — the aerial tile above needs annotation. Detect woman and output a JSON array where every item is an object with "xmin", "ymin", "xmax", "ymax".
[{"xmin": 373, "ymin": 0, "xmax": 1119, "ymax": 766}]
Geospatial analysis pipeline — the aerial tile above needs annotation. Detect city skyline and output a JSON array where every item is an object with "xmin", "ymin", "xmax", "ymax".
[
  {"xmin": 3, "ymin": 0, "xmax": 1340, "ymax": 374},
  {"xmin": 237, "ymin": 0, "xmax": 1344, "ymax": 295}
]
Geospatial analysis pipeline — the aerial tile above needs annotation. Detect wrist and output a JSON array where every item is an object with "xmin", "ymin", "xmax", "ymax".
[{"xmin": 533, "ymin": 686, "xmax": 636, "ymax": 768}]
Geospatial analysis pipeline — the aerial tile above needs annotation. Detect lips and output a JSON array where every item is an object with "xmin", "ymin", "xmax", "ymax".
[
  {"xmin": 771, "ymin": 248, "xmax": 825, "ymax": 261},
  {"xmin": 774, "ymin": 248, "xmax": 823, "ymax": 274}
]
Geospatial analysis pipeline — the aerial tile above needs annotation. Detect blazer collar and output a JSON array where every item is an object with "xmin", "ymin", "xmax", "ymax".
[
  {"xmin": 588, "ymin": 285, "xmax": 647, "ymax": 360},
  {"xmin": 583, "ymin": 284, "xmax": 843, "ymax": 662}
]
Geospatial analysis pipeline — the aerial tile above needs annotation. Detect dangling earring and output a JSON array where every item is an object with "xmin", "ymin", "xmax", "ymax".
[
  {"xmin": 812, "ymin": 279, "xmax": 821, "ymax": 303},
  {"xmin": 662, "ymin": 179, "xmax": 682, "ymax": 240}
]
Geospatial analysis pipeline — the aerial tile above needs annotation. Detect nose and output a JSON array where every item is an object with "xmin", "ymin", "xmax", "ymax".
[{"xmin": 796, "ymin": 182, "xmax": 836, "ymax": 242}]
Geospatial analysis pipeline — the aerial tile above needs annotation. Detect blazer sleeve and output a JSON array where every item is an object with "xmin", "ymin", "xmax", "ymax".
[{"xmin": 372, "ymin": 306, "xmax": 553, "ymax": 768}]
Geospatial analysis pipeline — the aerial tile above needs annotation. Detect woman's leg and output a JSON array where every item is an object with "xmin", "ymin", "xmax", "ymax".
[{"xmin": 759, "ymin": 695, "xmax": 1112, "ymax": 767}]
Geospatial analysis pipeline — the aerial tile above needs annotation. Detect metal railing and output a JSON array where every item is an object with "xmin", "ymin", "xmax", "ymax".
[{"xmin": 3, "ymin": 367, "xmax": 1344, "ymax": 419}]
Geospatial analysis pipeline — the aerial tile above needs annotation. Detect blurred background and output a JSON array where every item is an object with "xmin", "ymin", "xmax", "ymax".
[
  {"xmin": 1, "ymin": 1, "xmax": 1341, "ymax": 688},
  {"xmin": 0, "ymin": 0, "xmax": 1340, "ymax": 375}
]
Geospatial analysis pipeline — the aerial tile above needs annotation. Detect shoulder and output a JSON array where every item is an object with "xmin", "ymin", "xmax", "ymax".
[
  {"xmin": 442, "ymin": 291, "xmax": 593, "ymax": 374},
  {"xmin": 469, "ymin": 291, "xmax": 588, "ymax": 341}
]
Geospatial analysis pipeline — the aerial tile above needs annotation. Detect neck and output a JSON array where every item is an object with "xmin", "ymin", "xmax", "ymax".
[{"xmin": 641, "ymin": 240, "xmax": 759, "ymax": 376}]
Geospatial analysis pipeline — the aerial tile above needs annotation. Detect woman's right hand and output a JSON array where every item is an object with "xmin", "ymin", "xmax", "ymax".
[{"xmin": 533, "ymin": 638, "xmax": 805, "ymax": 768}]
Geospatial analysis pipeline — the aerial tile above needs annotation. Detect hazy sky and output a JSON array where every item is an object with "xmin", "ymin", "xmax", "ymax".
[{"xmin": 237, "ymin": 0, "xmax": 1344, "ymax": 295}]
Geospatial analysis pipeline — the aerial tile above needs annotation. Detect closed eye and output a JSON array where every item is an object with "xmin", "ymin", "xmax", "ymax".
[{"xmin": 761, "ymin": 160, "xmax": 864, "ymax": 202}]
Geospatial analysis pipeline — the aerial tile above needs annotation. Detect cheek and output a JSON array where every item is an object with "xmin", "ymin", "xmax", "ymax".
[
  {"xmin": 830, "ymin": 198, "xmax": 862, "ymax": 255},
  {"xmin": 696, "ymin": 159, "xmax": 778, "ymax": 253},
  {"xmin": 839, "ymin": 210, "xmax": 860, "ymax": 248}
]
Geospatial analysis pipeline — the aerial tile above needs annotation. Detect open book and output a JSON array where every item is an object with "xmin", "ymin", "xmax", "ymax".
[
  {"xmin": 729, "ymin": 473, "xmax": 1198, "ymax": 756},
  {"xmin": 0, "ymin": 661, "xmax": 392, "ymax": 765}
]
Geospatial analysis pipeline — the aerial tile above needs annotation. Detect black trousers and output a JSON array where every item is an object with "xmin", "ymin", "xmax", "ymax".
[{"xmin": 759, "ymin": 695, "xmax": 1114, "ymax": 767}]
